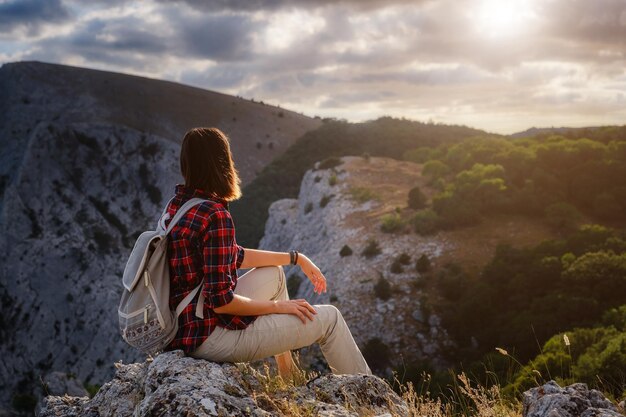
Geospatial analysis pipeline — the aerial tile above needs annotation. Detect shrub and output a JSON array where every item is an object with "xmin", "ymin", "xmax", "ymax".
[
  {"xmin": 361, "ymin": 239, "xmax": 381, "ymax": 258},
  {"xmin": 413, "ymin": 209, "xmax": 441, "ymax": 235},
  {"xmin": 304, "ymin": 202, "xmax": 313, "ymax": 214},
  {"xmin": 349, "ymin": 186, "xmax": 377, "ymax": 203},
  {"xmin": 390, "ymin": 259, "xmax": 403, "ymax": 274},
  {"xmin": 380, "ymin": 213, "xmax": 404, "ymax": 233},
  {"xmin": 408, "ymin": 186, "xmax": 427, "ymax": 209},
  {"xmin": 423, "ymin": 160, "xmax": 451, "ymax": 180},
  {"xmin": 328, "ymin": 173, "xmax": 338, "ymax": 186},
  {"xmin": 339, "ymin": 245, "xmax": 353, "ymax": 257},
  {"xmin": 397, "ymin": 252, "xmax": 412, "ymax": 265},
  {"xmin": 314, "ymin": 175, "xmax": 322, "ymax": 183},
  {"xmin": 374, "ymin": 275, "xmax": 392, "ymax": 300},
  {"xmin": 416, "ymin": 254, "xmax": 431, "ymax": 273},
  {"xmin": 320, "ymin": 194, "xmax": 333, "ymax": 208}
]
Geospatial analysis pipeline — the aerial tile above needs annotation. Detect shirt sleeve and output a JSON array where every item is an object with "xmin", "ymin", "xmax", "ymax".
[
  {"xmin": 201, "ymin": 209, "xmax": 238, "ymax": 309},
  {"xmin": 235, "ymin": 244, "xmax": 245, "ymax": 269}
]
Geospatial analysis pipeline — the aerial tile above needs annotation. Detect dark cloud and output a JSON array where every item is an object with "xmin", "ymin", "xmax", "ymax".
[
  {"xmin": 69, "ymin": 19, "xmax": 168, "ymax": 54},
  {"xmin": 0, "ymin": 0, "xmax": 69, "ymax": 35},
  {"xmin": 180, "ymin": 14, "xmax": 259, "ymax": 61},
  {"xmin": 158, "ymin": 0, "xmax": 427, "ymax": 12}
]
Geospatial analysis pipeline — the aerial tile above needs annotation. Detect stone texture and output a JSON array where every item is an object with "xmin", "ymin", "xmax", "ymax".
[
  {"xmin": 523, "ymin": 380, "xmax": 624, "ymax": 417},
  {"xmin": 38, "ymin": 351, "xmax": 408, "ymax": 417}
]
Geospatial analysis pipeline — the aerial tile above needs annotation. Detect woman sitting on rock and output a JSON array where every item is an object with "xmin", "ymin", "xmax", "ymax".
[{"xmin": 163, "ymin": 127, "xmax": 371, "ymax": 378}]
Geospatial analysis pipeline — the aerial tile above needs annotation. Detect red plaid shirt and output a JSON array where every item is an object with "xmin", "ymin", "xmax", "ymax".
[{"xmin": 164, "ymin": 184, "xmax": 256, "ymax": 354}]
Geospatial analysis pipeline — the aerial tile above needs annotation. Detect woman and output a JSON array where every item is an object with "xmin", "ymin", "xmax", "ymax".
[{"xmin": 164, "ymin": 127, "xmax": 371, "ymax": 377}]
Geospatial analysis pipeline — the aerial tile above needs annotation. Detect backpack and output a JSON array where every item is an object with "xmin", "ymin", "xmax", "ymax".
[{"xmin": 118, "ymin": 197, "xmax": 207, "ymax": 355}]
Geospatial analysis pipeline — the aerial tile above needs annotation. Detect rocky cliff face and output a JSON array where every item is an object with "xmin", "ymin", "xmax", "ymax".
[
  {"xmin": 0, "ymin": 61, "xmax": 321, "ymax": 412},
  {"xmin": 259, "ymin": 156, "xmax": 454, "ymax": 371}
]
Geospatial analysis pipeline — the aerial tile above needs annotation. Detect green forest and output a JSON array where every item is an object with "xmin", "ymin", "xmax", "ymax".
[{"xmin": 232, "ymin": 119, "xmax": 626, "ymax": 401}]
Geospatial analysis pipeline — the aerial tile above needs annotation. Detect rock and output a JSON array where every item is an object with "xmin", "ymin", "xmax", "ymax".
[
  {"xmin": 259, "ymin": 156, "xmax": 453, "ymax": 369},
  {"xmin": 38, "ymin": 351, "xmax": 408, "ymax": 417},
  {"xmin": 42, "ymin": 372, "xmax": 89, "ymax": 398},
  {"xmin": 523, "ymin": 380, "xmax": 624, "ymax": 417}
]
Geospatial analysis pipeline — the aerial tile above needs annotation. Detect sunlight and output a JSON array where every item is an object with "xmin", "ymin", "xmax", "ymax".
[
  {"xmin": 474, "ymin": 0, "xmax": 536, "ymax": 38},
  {"xmin": 258, "ymin": 10, "xmax": 326, "ymax": 51}
]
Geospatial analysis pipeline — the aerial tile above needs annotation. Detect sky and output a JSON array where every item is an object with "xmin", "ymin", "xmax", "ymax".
[{"xmin": 1, "ymin": 0, "xmax": 625, "ymax": 134}]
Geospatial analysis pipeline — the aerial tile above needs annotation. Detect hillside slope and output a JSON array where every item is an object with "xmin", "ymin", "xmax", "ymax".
[
  {"xmin": 0, "ymin": 61, "xmax": 321, "ymax": 412},
  {"xmin": 0, "ymin": 61, "xmax": 321, "ymax": 188},
  {"xmin": 258, "ymin": 156, "xmax": 561, "ymax": 373}
]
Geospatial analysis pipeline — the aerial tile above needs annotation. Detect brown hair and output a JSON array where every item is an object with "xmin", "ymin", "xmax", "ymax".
[{"xmin": 180, "ymin": 127, "xmax": 241, "ymax": 201}]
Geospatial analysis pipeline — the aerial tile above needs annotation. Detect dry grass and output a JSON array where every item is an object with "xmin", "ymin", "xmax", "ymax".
[
  {"xmin": 245, "ymin": 359, "xmax": 522, "ymax": 417},
  {"xmin": 399, "ymin": 373, "xmax": 522, "ymax": 417}
]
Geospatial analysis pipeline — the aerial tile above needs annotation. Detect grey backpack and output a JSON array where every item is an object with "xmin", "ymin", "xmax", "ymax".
[{"xmin": 118, "ymin": 198, "xmax": 207, "ymax": 355}]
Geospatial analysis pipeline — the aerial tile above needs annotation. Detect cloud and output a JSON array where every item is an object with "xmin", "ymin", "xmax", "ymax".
[
  {"xmin": 180, "ymin": 13, "xmax": 260, "ymax": 61},
  {"xmin": 2, "ymin": 0, "xmax": 626, "ymax": 133},
  {"xmin": 157, "ymin": 0, "xmax": 428, "ymax": 12},
  {"xmin": 0, "ymin": 0, "xmax": 69, "ymax": 35}
]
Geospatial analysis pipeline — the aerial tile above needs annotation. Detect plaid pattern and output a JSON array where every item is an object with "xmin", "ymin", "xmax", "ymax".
[{"xmin": 165, "ymin": 184, "xmax": 255, "ymax": 354}]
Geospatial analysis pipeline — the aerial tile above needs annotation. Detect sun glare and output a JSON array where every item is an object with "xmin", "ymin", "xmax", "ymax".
[{"xmin": 474, "ymin": 0, "xmax": 536, "ymax": 38}]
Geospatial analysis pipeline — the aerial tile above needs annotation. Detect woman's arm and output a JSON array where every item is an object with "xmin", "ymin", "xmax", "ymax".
[
  {"xmin": 238, "ymin": 248, "xmax": 290, "ymax": 269},
  {"xmin": 239, "ymin": 248, "xmax": 327, "ymax": 295},
  {"xmin": 213, "ymin": 295, "xmax": 317, "ymax": 324}
]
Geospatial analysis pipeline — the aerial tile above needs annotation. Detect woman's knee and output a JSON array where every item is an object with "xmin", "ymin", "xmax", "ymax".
[{"xmin": 315, "ymin": 304, "xmax": 343, "ymax": 324}]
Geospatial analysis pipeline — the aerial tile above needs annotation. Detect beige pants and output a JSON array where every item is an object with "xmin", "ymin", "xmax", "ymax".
[{"xmin": 191, "ymin": 266, "xmax": 371, "ymax": 375}]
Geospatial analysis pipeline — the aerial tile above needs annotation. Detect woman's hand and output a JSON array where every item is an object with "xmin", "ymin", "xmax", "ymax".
[
  {"xmin": 297, "ymin": 254, "xmax": 327, "ymax": 295},
  {"xmin": 274, "ymin": 299, "xmax": 317, "ymax": 324}
]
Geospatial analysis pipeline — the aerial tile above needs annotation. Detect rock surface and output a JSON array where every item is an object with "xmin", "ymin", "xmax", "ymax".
[
  {"xmin": 37, "ymin": 351, "xmax": 408, "ymax": 417},
  {"xmin": 259, "ymin": 156, "xmax": 454, "ymax": 371},
  {"xmin": 523, "ymin": 380, "xmax": 624, "ymax": 417}
]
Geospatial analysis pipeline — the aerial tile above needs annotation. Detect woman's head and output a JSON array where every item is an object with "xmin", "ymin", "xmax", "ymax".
[{"xmin": 180, "ymin": 127, "xmax": 241, "ymax": 201}]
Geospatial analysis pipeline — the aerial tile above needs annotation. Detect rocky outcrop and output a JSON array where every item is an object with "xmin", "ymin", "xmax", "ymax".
[
  {"xmin": 37, "ymin": 351, "xmax": 408, "ymax": 417},
  {"xmin": 259, "ymin": 156, "xmax": 454, "ymax": 371},
  {"xmin": 523, "ymin": 381, "xmax": 624, "ymax": 417}
]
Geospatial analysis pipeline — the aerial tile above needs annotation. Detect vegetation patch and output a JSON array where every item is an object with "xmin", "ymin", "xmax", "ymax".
[
  {"xmin": 339, "ymin": 245, "xmax": 353, "ymax": 257},
  {"xmin": 361, "ymin": 239, "xmax": 382, "ymax": 258}
]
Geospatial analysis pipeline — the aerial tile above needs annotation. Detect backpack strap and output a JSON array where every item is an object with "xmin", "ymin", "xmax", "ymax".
[
  {"xmin": 157, "ymin": 197, "xmax": 175, "ymax": 231},
  {"xmin": 166, "ymin": 197, "xmax": 208, "ymax": 317},
  {"xmin": 162, "ymin": 198, "xmax": 208, "ymax": 235},
  {"xmin": 175, "ymin": 282, "xmax": 203, "ymax": 317}
]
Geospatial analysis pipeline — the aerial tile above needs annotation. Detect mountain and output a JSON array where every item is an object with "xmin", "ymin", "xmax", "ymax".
[
  {"xmin": 509, "ymin": 126, "xmax": 602, "ymax": 138},
  {"xmin": 0, "ymin": 61, "xmax": 321, "ymax": 412}
]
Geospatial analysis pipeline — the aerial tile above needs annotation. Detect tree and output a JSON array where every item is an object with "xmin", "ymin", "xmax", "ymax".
[
  {"xmin": 544, "ymin": 202, "xmax": 583, "ymax": 233},
  {"xmin": 422, "ymin": 160, "xmax": 451, "ymax": 181},
  {"xmin": 408, "ymin": 186, "xmax": 427, "ymax": 209}
]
